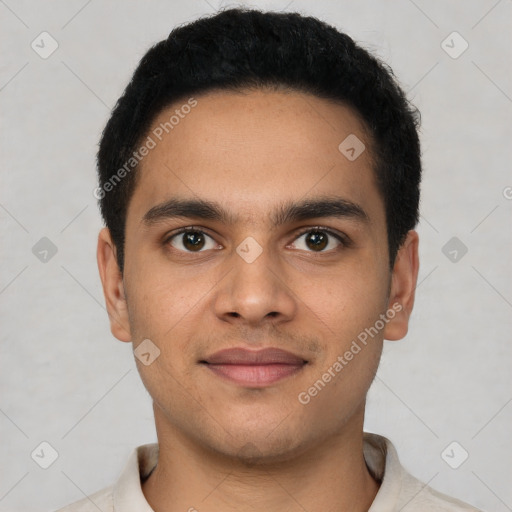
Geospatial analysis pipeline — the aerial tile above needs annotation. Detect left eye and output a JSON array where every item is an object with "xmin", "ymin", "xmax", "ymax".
[{"xmin": 290, "ymin": 229, "xmax": 344, "ymax": 252}]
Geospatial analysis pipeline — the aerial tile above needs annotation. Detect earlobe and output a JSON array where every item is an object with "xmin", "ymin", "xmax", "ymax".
[
  {"xmin": 96, "ymin": 227, "xmax": 132, "ymax": 342},
  {"xmin": 383, "ymin": 230, "xmax": 420, "ymax": 341}
]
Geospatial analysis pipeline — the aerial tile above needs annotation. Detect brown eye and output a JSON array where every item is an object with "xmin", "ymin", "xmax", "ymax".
[
  {"xmin": 182, "ymin": 231, "xmax": 205, "ymax": 251},
  {"xmin": 291, "ymin": 228, "xmax": 345, "ymax": 252},
  {"xmin": 167, "ymin": 229, "xmax": 217, "ymax": 252},
  {"xmin": 305, "ymin": 231, "xmax": 328, "ymax": 251}
]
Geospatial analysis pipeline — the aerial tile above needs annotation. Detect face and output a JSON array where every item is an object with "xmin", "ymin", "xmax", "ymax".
[{"xmin": 98, "ymin": 88, "xmax": 418, "ymax": 462}]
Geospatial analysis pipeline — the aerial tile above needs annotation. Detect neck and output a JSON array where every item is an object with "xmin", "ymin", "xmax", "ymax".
[{"xmin": 142, "ymin": 403, "xmax": 380, "ymax": 512}]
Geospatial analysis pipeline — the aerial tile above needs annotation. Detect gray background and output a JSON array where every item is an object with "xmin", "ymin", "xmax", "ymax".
[{"xmin": 1, "ymin": 1, "xmax": 511, "ymax": 511}]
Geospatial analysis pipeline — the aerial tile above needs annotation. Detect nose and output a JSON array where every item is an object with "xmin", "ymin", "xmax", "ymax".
[{"xmin": 212, "ymin": 239, "xmax": 297, "ymax": 328}]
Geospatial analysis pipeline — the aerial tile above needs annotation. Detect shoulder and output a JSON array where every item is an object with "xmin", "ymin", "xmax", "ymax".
[
  {"xmin": 397, "ymin": 469, "xmax": 483, "ymax": 511},
  {"xmin": 363, "ymin": 433, "xmax": 484, "ymax": 512},
  {"xmin": 53, "ymin": 485, "xmax": 114, "ymax": 512}
]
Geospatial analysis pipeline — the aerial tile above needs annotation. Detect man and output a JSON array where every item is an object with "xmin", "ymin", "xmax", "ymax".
[{"xmin": 57, "ymin": 7, "xmax": 481, "ymax": 512}]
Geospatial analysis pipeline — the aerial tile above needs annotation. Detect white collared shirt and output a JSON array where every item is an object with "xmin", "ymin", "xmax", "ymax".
[{"xmin": 55, "ymin": 433, "xmax": 482, "ymax": 511}]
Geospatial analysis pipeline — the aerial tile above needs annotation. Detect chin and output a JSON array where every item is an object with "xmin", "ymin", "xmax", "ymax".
[{"xmin": 202, "ymin": 424, "xmax": 311, "ymax": 467}]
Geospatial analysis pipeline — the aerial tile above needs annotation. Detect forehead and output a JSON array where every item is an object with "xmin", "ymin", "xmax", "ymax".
[{"xmin": 127, "ymin": 88, "xmax": 384, "ymax": 228}]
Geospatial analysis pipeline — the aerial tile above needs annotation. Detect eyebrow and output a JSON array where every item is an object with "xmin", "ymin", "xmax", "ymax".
[{"xmin": 142, "ymin": 196, "xmax": 370, "ymax": 228}]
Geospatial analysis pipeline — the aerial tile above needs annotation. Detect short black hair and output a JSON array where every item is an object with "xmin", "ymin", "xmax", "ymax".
[{"xmin": 96, "ymin": 7, "xmax": 421, "ymax": 274}]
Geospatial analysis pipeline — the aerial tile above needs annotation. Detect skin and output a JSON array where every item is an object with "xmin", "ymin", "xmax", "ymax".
[{"xmin": 97, "ymin": 88, "xmax": 419, "ymax": 512}]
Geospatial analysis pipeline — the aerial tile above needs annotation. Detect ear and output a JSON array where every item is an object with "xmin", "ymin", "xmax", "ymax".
[
  {"xmin": 383, "ymin": 230, "xmax": 420, "ymax": 341},
  {"xmin": 96, "ymin": 227, "xmax": 132, "ymax": 342}
]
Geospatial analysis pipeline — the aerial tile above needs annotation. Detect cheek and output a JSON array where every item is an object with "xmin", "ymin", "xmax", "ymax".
[
  {"xmin": 125, "ymin": 256, "xmax": 203, "ymax": 335},
  {"xmin": 124, "ymin": 267, "xmax": 215, "ymax": 384},
  {"xmin": 300, "ymin": 263, "xmax": 388, "ymax": 338}
]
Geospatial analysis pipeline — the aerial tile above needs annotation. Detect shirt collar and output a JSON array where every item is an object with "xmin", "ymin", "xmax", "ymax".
[
  {"xmin": 112, "ymin": 433, "xmax": 401, "ymax": 511},
  {"xmin": 365, "ymin": 433, "xmax": 402, "ymax": 511},
  {"xmin": 113, "ymin": 442, "xmax": 159, "ymax": 511}
]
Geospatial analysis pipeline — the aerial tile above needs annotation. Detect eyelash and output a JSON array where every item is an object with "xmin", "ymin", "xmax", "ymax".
[{"xmin": 163, "ymin": 226, "xmax": 351, "ymax": 253}]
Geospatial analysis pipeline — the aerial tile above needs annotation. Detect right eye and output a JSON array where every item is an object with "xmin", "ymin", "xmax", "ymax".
[{"xmin": 165, "ymin": 228, "xmax": 220, "ymax": 253}]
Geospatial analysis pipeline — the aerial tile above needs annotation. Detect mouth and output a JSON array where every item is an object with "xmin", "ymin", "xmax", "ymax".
[{"xmin": 200, "ymin": 347, "xmax": 308, "ymax": 388}]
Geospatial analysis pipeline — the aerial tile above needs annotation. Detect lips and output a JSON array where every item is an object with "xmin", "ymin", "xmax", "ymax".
[
  {"xmin": 204, "ymin": 347, "xmax": 306, "ymax": 365},
  {"xmin": 201, "ymin": 347, "xmax": 307, "ymax": 387}
]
